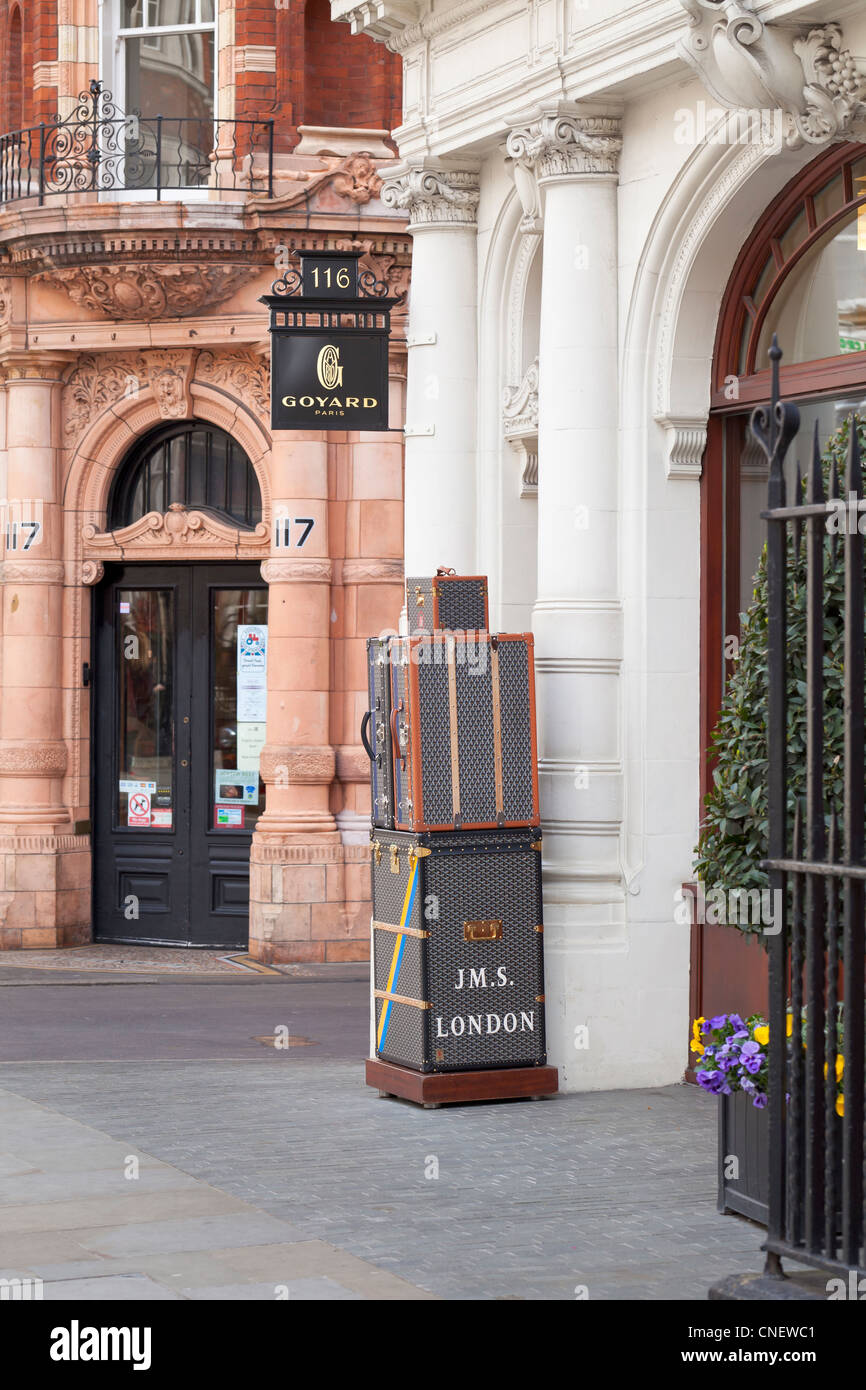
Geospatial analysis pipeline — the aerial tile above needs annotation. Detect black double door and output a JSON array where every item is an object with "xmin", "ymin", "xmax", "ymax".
[{"xmin": 93, "ymin": 564, "xmax": 268, "ymax": 947}]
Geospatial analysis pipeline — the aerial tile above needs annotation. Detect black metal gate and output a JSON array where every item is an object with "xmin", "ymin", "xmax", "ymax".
[{"xmin": 758, "ymin": 337, "xmax": 866, "ymax": 1280}]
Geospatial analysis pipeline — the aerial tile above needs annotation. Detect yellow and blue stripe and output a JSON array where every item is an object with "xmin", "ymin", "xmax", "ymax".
[{"xmin": 377, "ymin": 860, "xmax": 420, "ymax": 1050}]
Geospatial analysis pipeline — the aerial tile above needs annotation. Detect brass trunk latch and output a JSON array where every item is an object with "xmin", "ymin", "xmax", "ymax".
[
  {"xmin": 389, "ymin": 844, "xmax": 400, "ymax": 874},
  {"xmin": 464, "ymin": 919, "xmax": 503, "ymax": 942}
]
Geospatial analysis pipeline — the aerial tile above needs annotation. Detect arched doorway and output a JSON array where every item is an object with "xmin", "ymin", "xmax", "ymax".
[
  {"xmin": 92, "ymin": 423, "xmax": 268, "ymax": 948},
  {"xmin": 695, "ymin": 142, "xmax": 866, "ymax": 1022}
]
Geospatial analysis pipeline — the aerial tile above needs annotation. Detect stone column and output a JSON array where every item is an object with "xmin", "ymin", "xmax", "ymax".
[
  {"xmin": 0, "ymin": 354, "xmax": 85, "ymax": 948},
  {"xmin": 506, "ymin": 109, "xmax": 624, "ymax": 1079},
  {"xmin": 381, "ymin": 162, "xmax": 480, "ymax": 576},
  {"xmin": 250, "ymin": 434, "xmax": 340, "ymax": 964}
]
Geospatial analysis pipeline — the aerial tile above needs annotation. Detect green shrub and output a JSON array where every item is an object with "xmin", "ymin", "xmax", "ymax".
[{"xmin": 693, "ymin": 415, "xmax": 866, "ymax": 942}]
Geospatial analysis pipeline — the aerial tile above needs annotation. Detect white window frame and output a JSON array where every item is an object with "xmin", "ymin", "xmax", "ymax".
[{"xmin": 98, "ymin": 0, "xmax": 218, "ymax": 203}]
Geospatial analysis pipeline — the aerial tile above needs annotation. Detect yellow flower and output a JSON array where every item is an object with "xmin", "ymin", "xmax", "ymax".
[
  {"xmin": 692, "ymin": 1017, "xmax": 705, "ymax": 1037},
  {"xmin": 836, "ymin": 1053, "xmax": 844, "ymax": 1081},
  {"xmin": 836, "ymin": 1094, "xmax": 845, "ymax": 1118},
  {"xmin": 786, "ymin": 1013, "xmax": 793, "ymax": 1037},
  {"xmin": 691, "ymin": 1040, "xmax": 705, "ymax": 1056},
  {"xmin": 753, "ymin": 1025, "xmax": 769, "ymax": 1046}
]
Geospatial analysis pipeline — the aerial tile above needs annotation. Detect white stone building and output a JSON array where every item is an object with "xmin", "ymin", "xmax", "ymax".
[{"xmin": 334, "ymin": 0, "xmax": 866, "ymax": 1090}]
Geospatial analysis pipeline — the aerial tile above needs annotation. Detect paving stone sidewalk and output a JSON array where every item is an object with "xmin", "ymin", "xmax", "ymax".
[{"xmin": 0, "ymin": 1060, "xmax": 775, "ymax": 1300}]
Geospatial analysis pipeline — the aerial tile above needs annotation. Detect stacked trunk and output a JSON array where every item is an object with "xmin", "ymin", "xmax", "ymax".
[{"xmin": 362, "ymin": 569, "xmax": 547, "ymax": 1074}]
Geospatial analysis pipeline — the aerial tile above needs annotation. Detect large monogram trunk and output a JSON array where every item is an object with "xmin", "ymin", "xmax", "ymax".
[
  {"xmin": 406, "ymin": 572, "xmax": 489, "ymax": 635},
  {"xmin": 389, "ymin": 632, "xmax": 540, "ymax": 832},
  {"xmin": 371, "ymin": 827, "xmax": 547, "ymax": 1073},
  {"xmin": 363, "ymin": 637, "xmax": 395, "ymax": 829}
]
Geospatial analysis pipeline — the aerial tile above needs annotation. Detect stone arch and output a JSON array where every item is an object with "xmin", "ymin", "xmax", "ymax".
[{"xmin": 62, "ymin": 366, "xmax": 273, "ymax": 569}]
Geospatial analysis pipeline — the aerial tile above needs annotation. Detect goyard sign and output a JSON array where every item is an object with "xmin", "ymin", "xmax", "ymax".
[{"xmin": 261, "ymin": 249, "xmax": 396, "ymax": 432}]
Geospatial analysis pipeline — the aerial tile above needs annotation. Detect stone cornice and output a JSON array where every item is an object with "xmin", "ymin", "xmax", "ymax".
[
  {"xmin": 381, "ymin": 163, "xmax": 481, "ymax": 229},
  {"xmin": 506, "ymin": 111, "xmax": 622, "ymax": 181}
]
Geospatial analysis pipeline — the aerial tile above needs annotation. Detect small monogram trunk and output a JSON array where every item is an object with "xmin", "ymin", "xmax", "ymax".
[
  {"xmin": 406, "ymin": 572, "xmax": 489, "ymax": 635},
  {"xmin": 389, "ymin": 632, "xmax": 540, "ymax": 832}
]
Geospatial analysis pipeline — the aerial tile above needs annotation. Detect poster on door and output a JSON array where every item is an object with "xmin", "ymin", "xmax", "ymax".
[
  {"xmin": 127, "ymin": 791, "xmax": 151, "ymax": 827},
  {"xmin": 237, "ymin": 624, "xmax": 268, "ymax": 722}
]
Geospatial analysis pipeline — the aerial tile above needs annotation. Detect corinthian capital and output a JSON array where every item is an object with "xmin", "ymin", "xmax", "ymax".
[
  {"xmin": 506, "ymin": 110, "xmax": 622, "ymax": 181},
  {"xmin": 381, "ymin": 162, "xmax": 480, "ymax": 229}
]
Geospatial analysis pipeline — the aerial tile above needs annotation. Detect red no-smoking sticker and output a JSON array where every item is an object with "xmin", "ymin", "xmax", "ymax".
[{"xmin": 128, "ymin": 792, "xmax": 151, "ymax": 827}]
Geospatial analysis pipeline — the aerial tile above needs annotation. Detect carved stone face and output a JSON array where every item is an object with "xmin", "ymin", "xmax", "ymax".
[{"xmin": 152, "ymin": 369, "xmax": 185, "ymax": 418}]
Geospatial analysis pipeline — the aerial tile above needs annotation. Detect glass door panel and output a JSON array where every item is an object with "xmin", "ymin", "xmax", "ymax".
[
  {"xmin": 211, "ymin": 589, "xmax": 268, "ymax": 834},
  {"xmin": 116, "ymin": 588, "xmax": 175, "ymax": 830}
]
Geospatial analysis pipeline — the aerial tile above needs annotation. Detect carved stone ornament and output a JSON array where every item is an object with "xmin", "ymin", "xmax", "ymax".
[
  {"xmin": 260, "ymin": 558, "xmax": 334, "ymax": 584},
  {"xmin": 259, "ymin": 745, "xmax": 336, "ymax": 786},
  {"xmin": 142, "ymin": 350, "xmax": 195, "ymax": 420},
  {"xmin": 63, "ymin": 352, "xmax": 146, "ymax": 442},
  {"xmin": 0, "ymin": 278, "xmax": 10, "ymax": 324},
  {"xmin": 0, "ymin": 741, "xmax": 68, "ymax": 777},
  {"xmin": 381, "ymin": 165, "xmax": 480, "ymax": 228},
  {"xmin": 503, "ymin": 358, "xmax": 539, "ymax": 498},
  {"xmin": 331, "ymin": 154, "xmax": 383, "ymax": 204},
  {"xmin": 196, "ymin": 349, "xmax": 270, "ymax": 420},
  {"xmin": 677, "ymin": 4, "xmax": 866, "ymax": 147},
  {"xmin": 37, "ymin": 263, "xmax": 258, "ymax": 320},
  {"xmin": 506, "ymin": 113, "xmax": 623, "ymax": 181},
  {"xmin": 82, "ymin": 504, "xmax": 269, "ymax": 565}
]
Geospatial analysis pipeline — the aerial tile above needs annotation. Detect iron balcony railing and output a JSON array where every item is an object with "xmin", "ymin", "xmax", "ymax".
[{"xmin": 0, "ymin": 81, "xmax": 274, "ymax": 205}]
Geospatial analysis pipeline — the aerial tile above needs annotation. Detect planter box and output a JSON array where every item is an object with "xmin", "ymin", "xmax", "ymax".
[
  {"xmin": 718, "ymin": 1090, "xmax": 769, "ymax": 1224},
  {"xmin": 718, "ymin": 1092, "xmax": 844, "ymax": 1227}
]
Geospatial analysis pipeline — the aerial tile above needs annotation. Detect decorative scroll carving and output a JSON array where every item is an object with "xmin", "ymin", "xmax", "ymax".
[
  {"xmin": 260, "ymin": 745, "xmax": 336, "ymax": 785},
  {"xmin": 196, "ymin": 350, "xmax": 270, "ymax": 419},
  {"xmin": 506, "ymin": 112, "xmax": 622, "ymax": 180},
  {"xmin": 503, "ymin": 358, "xmax": 539, "ymax": 498},
  {"xmin": 381, "ymin": 165, "xmax": 480, "ymax": 227},
  {"xmin": 82, "ymin": 504, "xmax": 268, "ymax": 562},
  {"xmin": 37, "ymin": 263, "xmax": 258, "ymax": 320},
  {"xmin": 677, "ymin": 4, "xmax": 866, "ymax": 148},
  {"xmin": 658, "ymin": 415, "xmax": 708, "ymax": 481},
  {"xmin": 0, "ymin": 278, "xmax": 10, "ymax": 323},
  {"xmin": 82, "ymin": 561, "xmax": 105, "ymax": 587}
]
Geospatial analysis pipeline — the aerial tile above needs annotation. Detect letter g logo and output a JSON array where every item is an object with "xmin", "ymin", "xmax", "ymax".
[{"xmin": 316, "ymin": 344, "xmax": 343, "ymax": 390}]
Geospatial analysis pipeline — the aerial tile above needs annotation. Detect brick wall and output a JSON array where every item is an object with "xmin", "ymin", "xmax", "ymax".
[{"xmin": 0, "ymin": 2, "xmax": 401, "ymax": 151}]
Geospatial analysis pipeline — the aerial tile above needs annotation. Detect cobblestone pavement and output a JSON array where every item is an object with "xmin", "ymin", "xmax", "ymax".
[{"xmin": 0, "ymin": 967, "xmax": 778, "ymax": 1300}]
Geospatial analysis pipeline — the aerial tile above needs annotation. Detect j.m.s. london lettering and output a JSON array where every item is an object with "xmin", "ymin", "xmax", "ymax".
[{"xmin": 435, "ymin": 964, "xmax": 536, "ymax": 1038}]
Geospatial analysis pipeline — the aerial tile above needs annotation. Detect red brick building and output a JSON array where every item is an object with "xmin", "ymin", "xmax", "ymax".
[{"xmin": 0, "ymin": 2, "xmax": 407, "ymax": 962}]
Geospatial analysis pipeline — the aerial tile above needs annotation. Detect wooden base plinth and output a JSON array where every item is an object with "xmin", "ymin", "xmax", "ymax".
[{"xmin": 366, "ymin": 1058, "xmax": 559, "ymax": 1107}]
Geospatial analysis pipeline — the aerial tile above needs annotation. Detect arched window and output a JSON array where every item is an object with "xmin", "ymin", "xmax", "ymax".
[
  {"xmin": 109, "ymin": 423, "xmax": 262, "ymax": 530},
  {"xmin": 703, "ymin": 143, "xmax": 866, "ymax": 791}
]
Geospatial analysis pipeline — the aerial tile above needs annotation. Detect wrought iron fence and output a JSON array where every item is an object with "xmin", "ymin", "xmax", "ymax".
[
  {"xmin": 758, "ymin": 337, "xmax": 866, "ymax": 1282},
  {"xmin": 0, "ymin": 81, "xmax": 274, "ymax": 205}
]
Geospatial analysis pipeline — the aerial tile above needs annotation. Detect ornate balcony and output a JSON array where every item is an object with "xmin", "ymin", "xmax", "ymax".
[{"xmin": 0, "ymin": 82, "xmax": 274, "ymax": 206}]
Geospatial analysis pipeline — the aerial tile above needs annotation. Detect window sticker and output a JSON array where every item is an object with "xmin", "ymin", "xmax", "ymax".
[
  {"xmin": 127, "ymin": 791, "xmax": 151, "ymax": 827},
  {"xmin": 150, "ymin": 808, "xmax": 173, "ymax": 829},
  {"xmin": 237, "ymin": 624, "xmax": 268, "ymax": 721},
  {"xmin": 237, "ymin": 722, "xmax": 266, "ymax": 772},
  {"xmin": 120, "ymin": 779, "xmax": 156, "ymax": 795},
  {"xmin": 214, "ymin": 769, "xmax": 259, "ymax": 805},
  {"xmin": 214, "ymin": 805, "xmax": 244, "ymax": 828}
]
